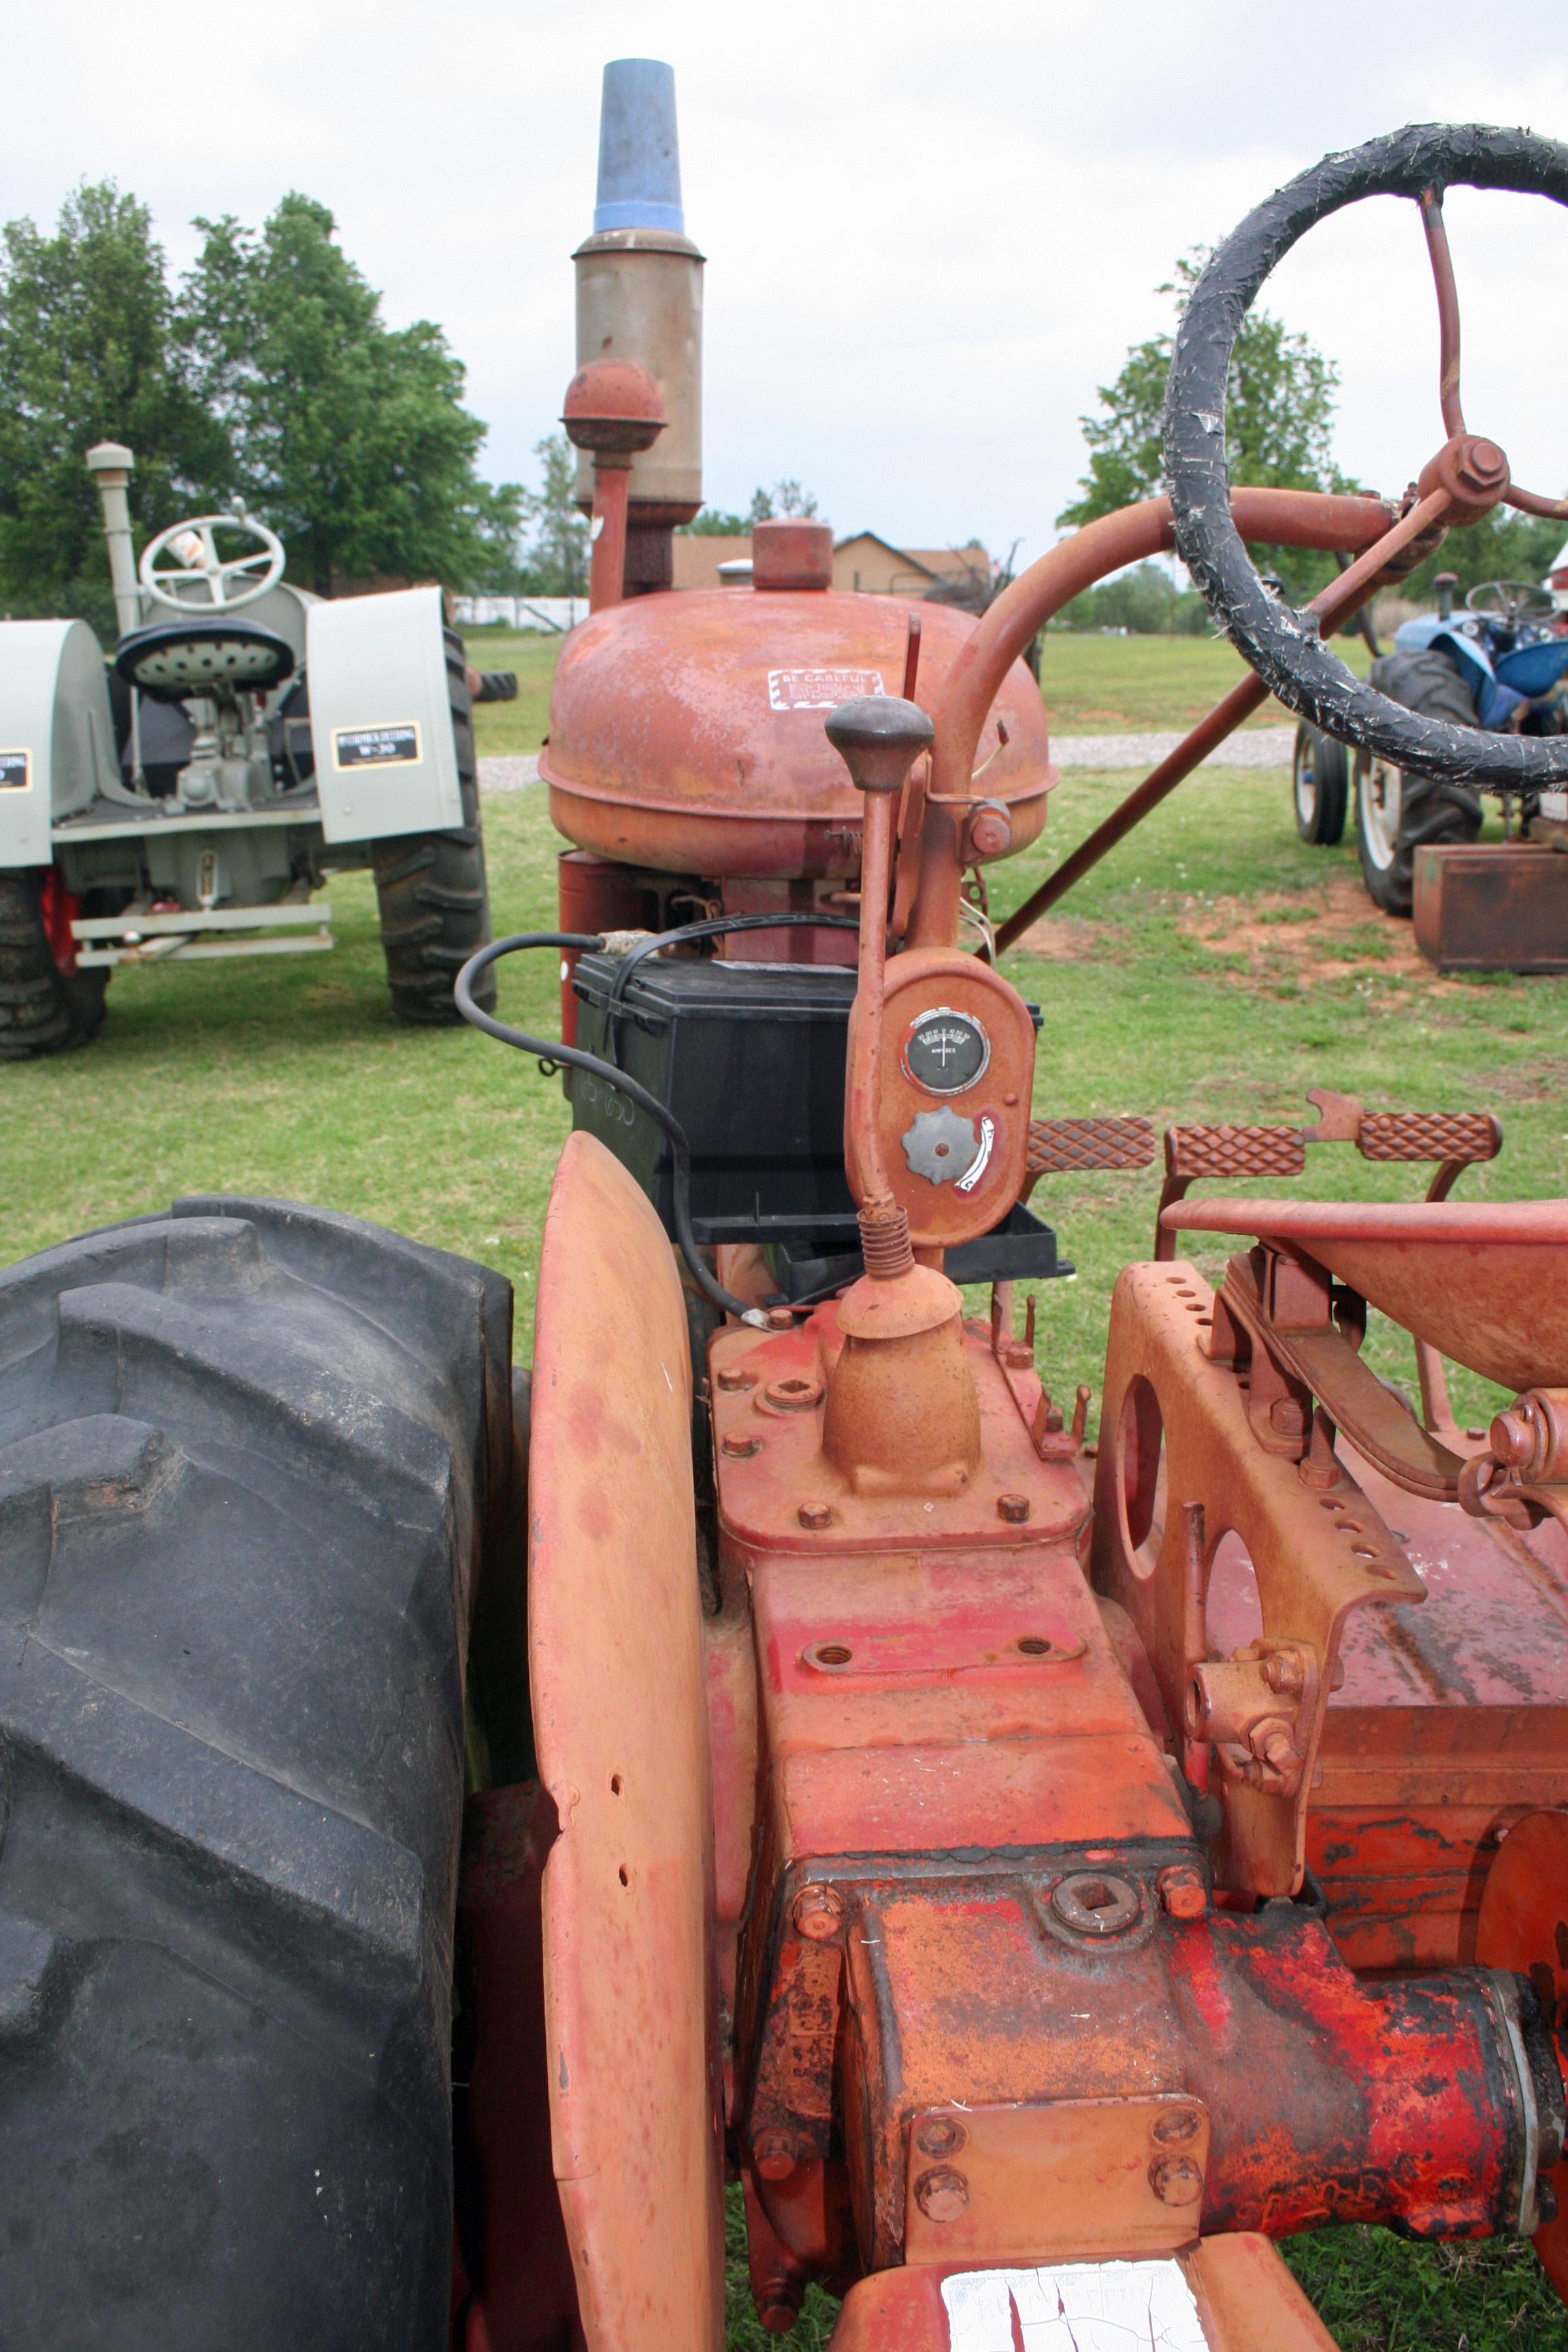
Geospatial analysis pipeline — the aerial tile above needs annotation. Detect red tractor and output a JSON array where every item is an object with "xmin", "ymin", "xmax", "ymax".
[{"xmin": 8, "ymin": 84, "xmax": 1568, "ymax": 2352}]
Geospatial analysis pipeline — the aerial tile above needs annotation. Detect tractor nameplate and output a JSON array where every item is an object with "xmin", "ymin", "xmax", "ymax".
[
  {"xmin": 0, "ymin": 750, "xmax": 29, "ymax": 789},
  {"xmin": 332, "ymin": 722, "xmax": 421, "ymax": 769}
]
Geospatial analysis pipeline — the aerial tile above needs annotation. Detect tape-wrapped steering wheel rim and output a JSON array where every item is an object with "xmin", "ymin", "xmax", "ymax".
[{"xmin": 1164, "ymin": 121, "xmax": 1568, "ymax": 789}]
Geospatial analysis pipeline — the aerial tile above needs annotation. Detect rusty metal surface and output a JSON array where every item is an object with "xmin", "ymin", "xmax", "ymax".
[
  {"xmin": 1026, "ymin": 1115, "xmax": 1156, "ymax": 1177},
  {"xmin": 543, "ymin": 588, "xmax": 1051, "ymax": 881},
  {"xmin": 841, "ymin": 947, "xmax": 1038, "ymax": 1252},
  {"xmin": 901, "ymin": 2095, "xmax": 1212, "ymax": 2266},
  {"xmin": 529, "ymin": 1132, "xmax": 723, "ymax": 2350},
  {"xmin": 1161, "ymin": 1198, "xmax": 1568, "ymax": 1394},
  {"xmin": 1092, "ymin": 1259, "xmax": 1423, "ymax": 1896},
  {"xmin": 1415, "ymin": 843, "xmax": 1568, "ymax": 973}
]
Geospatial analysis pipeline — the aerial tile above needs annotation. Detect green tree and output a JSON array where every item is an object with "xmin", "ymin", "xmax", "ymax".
[
  {"xmin": 1060, "ymin": 255, "xmax": 1350, "ymax": 603},
  {"xmin": 682, "ymin": 506, "xmax": 751, "ymax": 536},
  {"xmin": 517, "ymin": 431, "xmax": 588, "ymax": 595},
  {"xmin": 1397, "ymin": 506, "xmax": 1566, "ymax": 606},
  {"xmin": 1054, "ymin": 562, "xmax": 1210, "ymax": 636},
  {"xmin": 0, "ymin": 182, "xmax": 227, "ymax": 631},
  {"xmin": 179, "ymin": 195, "xmax": 520, "ymax": 596},
  {"xmin": 748, "ymin": 480, "xmax": 819, "ymax": 523}
]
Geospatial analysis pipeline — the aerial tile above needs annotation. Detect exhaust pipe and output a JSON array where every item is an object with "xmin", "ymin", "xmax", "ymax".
[
  {"xmin": 86, "ymin": 441, "xmax": 142, "ymax": 640},
  {"xmin": 572, "ymin": 59, "xmax": 704, "ymax": 593}
]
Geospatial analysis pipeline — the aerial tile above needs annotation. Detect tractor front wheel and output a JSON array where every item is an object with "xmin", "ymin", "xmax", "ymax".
[
  {"xmin": 0, "ymin": 868, "xmax": 108, "ymax": 1058},
  {"xmin": 1292, "ymin": 723, "xmax": 1348, "ymax": 845}
]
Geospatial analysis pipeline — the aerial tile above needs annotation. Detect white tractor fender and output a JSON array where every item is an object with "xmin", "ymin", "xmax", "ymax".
[
  {"xmin": 0, "ymin": 620, "xmax": 121, "ymax": 868},
  {"xmin": 306, "ymin": 586, "xmax": 464, "ymax": 845}
]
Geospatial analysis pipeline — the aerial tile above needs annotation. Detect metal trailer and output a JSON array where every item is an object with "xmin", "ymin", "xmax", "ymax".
[
  {"xmin": 0, "ymin": 450, "xmax": 496, "ymax": 1054},
  {"xmin": 9, "ymin": 76, "xmax": 1568, "ymax": 2352}
]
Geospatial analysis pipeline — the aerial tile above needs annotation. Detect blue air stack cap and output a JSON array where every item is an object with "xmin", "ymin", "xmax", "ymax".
[{"xmin": 593, "ymin": 59, "xmax": 685, "ymax": 234}]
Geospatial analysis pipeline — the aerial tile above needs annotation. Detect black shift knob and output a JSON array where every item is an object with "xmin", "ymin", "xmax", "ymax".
[{"xmin": 825, "ymin": 696, "xmax": 934, "ymax": 794}]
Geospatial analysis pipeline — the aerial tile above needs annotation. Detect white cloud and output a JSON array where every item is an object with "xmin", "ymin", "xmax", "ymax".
[{"xmin": 3, "ymin": 0, "xmax": 1564, "ymax": 559}]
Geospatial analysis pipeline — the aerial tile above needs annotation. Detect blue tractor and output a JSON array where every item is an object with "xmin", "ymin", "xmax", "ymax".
[{"xmin": 1292, "ymin": 570, "xmax": 1568, "ymax": 913}]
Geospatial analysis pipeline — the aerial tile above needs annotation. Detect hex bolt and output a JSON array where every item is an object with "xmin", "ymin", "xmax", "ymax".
[
  {"xmin": 997, "ymin": 1493, "xmax": 1031, "ymax": 1524},
  {"xmin": 1001, "ymin": 1341, "xmax": 1032, "ymax": 1371},
  {"xmin": 721, "ymin": 1433, "xmax": 762, "ymax": 1459},
  {"xmin": 798, "ymin": 1501, "xmax": 834, "ymax": 1531},
  {"xmin": 916, "ymin": 2114, "xmax": 969, "ymax": 2159},
  {"xmin": 716, "ymin": 1367, "xmax": 755, "ymax": 1394},
  {"xmin": 1262, "ymin": 1650, "xmax": 1306, "ymax": 1697},
  {"xmin": 753, "ymin": 2129, "xmax": 800, "ymax": 2182},
  {"xmin": 1269, "ymin": 1397, "xmax": 1305, "ymax": 1437},
  {"xmin": 792, "ymin": 1884, "xmax": 844, "ymax": 1942},
  {"xmin": 1149, "ymin": 2155, "xmax": 1203, "ymax": 2206},
  {"xmin": 1158, "ymin": 1867, "xmax": 1208, "ymax": 1921},
  {"xmin": 914, "ymin": 2166, "xmax": 970, "ymax": 2222},
  {"xmin": 765, "ymin": 1306, "xmax": 795, "ymax": 1331}
]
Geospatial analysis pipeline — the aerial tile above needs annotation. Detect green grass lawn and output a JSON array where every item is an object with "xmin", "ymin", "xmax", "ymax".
[
  {"xmin": 1036, "ymin": 625, "xmax": 1373, "ymax": 734},
  {"xmin": 4, "ymin": 632, "xmax": 1565, "ymax": 2352}
]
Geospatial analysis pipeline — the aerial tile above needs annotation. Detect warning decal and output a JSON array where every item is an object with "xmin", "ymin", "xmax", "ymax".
[
  {"xmin": 331, "ymin": 723, "xmax": 421, "ymax": 770},
  {"xmin": 0, "ymin": 749, "xmax": 30, "ymax": 791},
  {"xmin": 767, "ymin": 668, "xmax": 885, "ymax": 713}
]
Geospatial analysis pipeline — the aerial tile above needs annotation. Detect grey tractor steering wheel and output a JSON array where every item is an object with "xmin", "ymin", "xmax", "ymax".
[
  {"xmin": 140, "ymin": 512, "xmax": 286, "ymax": 614},
  {"xmin": 1164, "ymin": 122, "xmax": 1568, "ymax": 789}
]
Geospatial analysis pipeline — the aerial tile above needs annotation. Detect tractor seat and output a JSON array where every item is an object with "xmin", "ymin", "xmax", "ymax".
[
  {"xmin": 115, "ymin": 617, "xmax": 296, "ymax": 704},
  {"xmin": 1162, "ymin": 1194, "xmax": 1568, "ymax": 1394}
]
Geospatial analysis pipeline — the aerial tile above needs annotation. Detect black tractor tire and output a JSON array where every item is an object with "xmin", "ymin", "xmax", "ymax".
[
  {"xmin": 1292, "ymin": 723, "xmax": 1348, "ymax": 845},
  {"xmin": 0, "ymin": 1197, "xmax": 515, "ymax": 2349},
  {"xmin": 0, "ymin": 871, "xmax": 108, "ymax": 1060},
  {"xmin": 372, "ymin": 633, "xmax": 497, "ymax": 1024},
  {"xmin": 1354, "ymin": 649, "xmax": 1485, "ymax": 915}
]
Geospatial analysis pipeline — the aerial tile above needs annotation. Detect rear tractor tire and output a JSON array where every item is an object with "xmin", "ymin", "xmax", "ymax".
[
  {"xmin": 1354, "ymin": 649, "xmax": 1484, "ymax": 916},
  {"xmin": 0, "ymin": 869, "xmax": 108, "ymax": 1059},
  {"xmin": 0, "ymin": 1196, "xmax": 515, "ymax": 2349},
  {"xmin": 372, "ymin": 633, "xmax": 497, "ymax": 1024},
  {"xmin": 1292, "ymin": 723, "xmax": 1348, "ymax": 845}
]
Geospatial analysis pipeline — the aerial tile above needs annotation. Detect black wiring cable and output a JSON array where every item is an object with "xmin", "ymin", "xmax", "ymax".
[{"xmin": 454, "ymin": 930, "xmax": 772, "ymax": 1326}]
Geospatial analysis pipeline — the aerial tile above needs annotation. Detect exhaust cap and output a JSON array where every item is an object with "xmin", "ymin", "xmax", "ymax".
[{"xmin": 594, "ymin": 59, "xmax": 684, "ymax": 233}]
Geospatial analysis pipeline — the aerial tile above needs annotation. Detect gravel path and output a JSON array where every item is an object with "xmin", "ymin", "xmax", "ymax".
[
  {"xmin": 1051, "ymin": 723, "xmax": 1295, "ymax": 771},
  {"xmin": 478, "ymin": 728, "xmax": 1296, "ymax": 797}
]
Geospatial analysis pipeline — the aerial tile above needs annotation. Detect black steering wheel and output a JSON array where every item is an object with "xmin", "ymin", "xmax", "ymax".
[{"xmin": 1165, "ymin": 122, "xmax": 1568, "ymax": 789}]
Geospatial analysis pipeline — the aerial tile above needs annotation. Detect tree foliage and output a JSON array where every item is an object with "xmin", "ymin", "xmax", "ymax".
[
  {"xmin": 0, "ymin": 184, "xmax": 225, "ymax": 630},
  {"xmin": 1054, "ymin": 562, "xmax": 1211, "ymax": 636},
  {"xmin": 179, "ymin": 195, "xmax": 519, "ymax": 597},
  {"xmin": 1060, "ymin": 255, "xmax": 1351, "ymax": 603},
  {"xmin": 516, "ymin": 431, "xmax": 588, "ymax": 595},
  {"xmin": 0, "ymin": 180, "xmax": 519, "ymax": 625}
]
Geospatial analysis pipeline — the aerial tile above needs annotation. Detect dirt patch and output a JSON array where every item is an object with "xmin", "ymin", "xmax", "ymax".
[
  {"xmin": 1015, "ymin": 914, "xmax": 1115, "ymax": 960},
  {"xmin": 1177, "ymin": 873, "xmax": 1458, "ymax": 992},
  {"xmin": 1480, "ymin": 1056, "xmax": 1568, "ymax": 1104}
]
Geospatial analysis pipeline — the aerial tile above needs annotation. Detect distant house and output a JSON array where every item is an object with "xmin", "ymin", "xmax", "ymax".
[
  {"xmin": 831, "ymin": 533, "xmax": 992, "ymax": 602},
  {"xmin": 672, "ymin": 528, "xmax": 994, "ymax": 600}
]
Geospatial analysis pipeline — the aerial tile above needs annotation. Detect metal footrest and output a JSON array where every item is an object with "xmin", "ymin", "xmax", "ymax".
[{"xmin": 73, "ymin": 903, "xmax": 334, "ymax": 968}]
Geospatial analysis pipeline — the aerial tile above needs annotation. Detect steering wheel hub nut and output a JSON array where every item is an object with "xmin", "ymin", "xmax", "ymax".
[{"xmin": 1419, "ymin": 431, "xmax": 1511, "ymax": 527}]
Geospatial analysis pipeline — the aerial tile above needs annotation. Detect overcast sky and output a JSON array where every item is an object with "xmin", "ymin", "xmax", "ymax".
[{"xmin": 5, "ymin": 1, "xmax": 1567, "ymax": 566}]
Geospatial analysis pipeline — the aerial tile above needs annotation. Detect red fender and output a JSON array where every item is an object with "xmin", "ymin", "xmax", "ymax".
[{"xmin": 529, "ymin": 1132, "xmax": 724, "ymax": 2348}]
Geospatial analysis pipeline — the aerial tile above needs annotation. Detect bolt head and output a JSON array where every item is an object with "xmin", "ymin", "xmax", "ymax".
[
  {"xmin": 1150, "ymin": 2155, "xmax": 1203, "ymax": 2206},
  {"xmin": 793, "ymin": 1884, "xmax": 844, "ymax": 1941},
  {"xmin": 1152, "ymin": 2105, "xmax": 1202, "ymax": 2146},
  {"xmin": 997, "ymin": 1492, "xmax": 1031, "ymax": 1524},
  {"xmin": 916, "ymin": 2114, "xmax": 969, "ymax": 2158},
  {"xmin": 914, "ymin": 2165, "xmax": 970, "ymax": 2222},
  {"xmin": 1491, "ymin": 1407, "xmax": 1536, "ymax": 1469},
  {"xmin": 753, "ymin": 2129, "xmax": 799, "ymax": 2182},
  {"xmin": 1158, "ymin": 1868, "xmax": 1208, "ymax": 1921},
  {"xmin": 721, "ymin": 1433, "xmax": 762, "ymax": 1459},
  {"xmin": 716, "ymin": 1366, "xmax": 755, "ymax": 1394},
  {"xmin": 1269, "ymin": 1397, "xmax": 1305, "ymax": 1435},
  {"xmin": 798, "ymin": 1501, "xmax": 834, "ymax": 1531}
]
